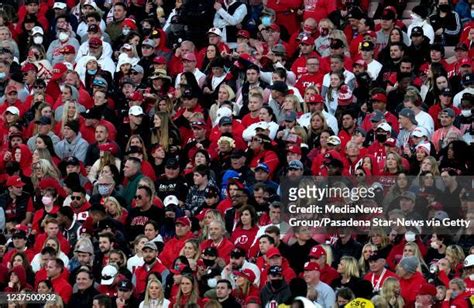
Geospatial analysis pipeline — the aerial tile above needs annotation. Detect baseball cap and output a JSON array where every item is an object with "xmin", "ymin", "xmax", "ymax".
[
  {"xmin": 441, "ymin": 88, "xmax": 453, "ymax": 97},
  {"xmin": 441, "ymin": 107, "xmax": 455, "ymax": 118},
  {"xmin": 384, "ymin": 138, "xmax": 396, "ymax": 147},
  {"xmin": 353, "ymin": 59, "xmax": 367, "ymax": 69},
  {"xmin": 143, "ymin": 241, "xmax": 158, "ymax": 251},
  {"xmin": 5, "ymin": 106, "xmax": 20, "ymax": 115},
  {"xmin": 118, "ymin": 279, "xmax": 133, "ymax": 291},
  {"xmin": 400, "ymin": 191, "xmax": 416, "ymax": 202},
  {"xmin": 153, "ymin": 56, "xmax": 166, "ymax": 64},
  {"xmin": 88, "ymin": 37, "xmax": 102, "ymax": 48},
  {"xmin": 327, "ymin": 136, "xmax": 341, "ymax": 146},
  {"xmin": 455, "ymin": 42, "xmax": 468, "ymax": 51},
  {"xmin": 101, "ymin": 265, "xmax": 118, "ymax": 285},
  {"xmin": 360, "ymin": 40, "xmax": 374, "ymax": 51},
  {"xmin": 176, "ymin": 217, "xmax": 191, "ymax": 227},
  {"xmin": 283, "ymin": 111, "xmax": 297, "ymax": 122},
  {"xmin": 371, "ymin": 110, "xmax": 385, "ymax": 123},
  {"xmin": 53, "ymin": 1, "xmax": 67, "ymax": 9},
  {"xmin": 131, "ymin": 64, "xmax": 144, "ymax": 74},
  {"xmin": 376, "ymin": 122, "xmax": 392, "ymax": 132},
  {"xmin": 288, "ymin": 160, "xmax": 304, "ymax": 170},
  {"xmin": 6, "ymin": 175, "xmax": 25, "ymax": 188},
  {"xmin": 372, "ymin": 93, "xmax": 387, "ymax": 103},
  {"xmin": 287, "ymin": 145, "xmax": 302, "ymax": 155},
  {"xmin": 182, "ymin": 53, "xmax": 197, "ymax": 62},
  {"xmin": 164, "ymin": 195, "xmax": 179, "ymax": 207},
  {"xmin": 219, "ymin": 116, "xmax": 232, "ymax": 126},
  {"xmin": 31, "ymin": 26, "xmax": 44, "ymax": 36},
  {"xmin": 330, "ymin": 38, "xmax": 345, "ymax": 49},
  {"xmin": 230, "ymin": 247, "xmax": 246, "ymax": 258},
  {"xmin": 266, "ymin": 248, "xmax": 281, "ymax": 259},
  {"xmin": 128, "ymin": 106, "xmax": 144, "ymax": 116},
  {"xmin": 271, "ymin": 44, "xmax": 286, "ymax": 56},
  {"xmin": 92, "ymin": 77, "xmax": 108, "ymax": 88},
  {"xmin": 300, "ymin": 36, "xmax": 315, "ymax": 45},
  {"xmin": 234, "ymin": 268, "xmax": 256, "ymax": 283},
  {"xmin": 309, "ymin": 245, "xmax": 326, "ymax": 258},
  {"xmin": 207, "ymin": 27, "xmax": 222, "ymax": 36},
  {"xmin": 304, "ymin": 262, "xmax": 320, "ymax": 271},
  {"xmin": 308, "ymin": 94, "xmax": 323, "ymax": 104},
  {"xmin": 165, "ymin": 157, "xmax": 179, "ymax": 169},
  {"xmin": 35, "ymin": 116, "xmax": 52, "ymax": 125},
  {"xmin": 142, "ymin": 39, "xmax": 155, "ymax": 47},
  {"xmin": 87, "ymin": 24, "xmax": 100, "ymax": 33},
  {"xmin": 268, "ymin": 265, "xmax": 283, "ymax": 276},
  {"xmin": 237, "ymin": 29, "xmax": 250, "ymax": 39},
  {"xmin": 411, "ymin": 26, "xmax": 424, "ymax": 37},
  {"xmin": 255, "ymin": 162, "xmax": 270, "ymax": 173},
  {"xmin": 202, "ymin": 247, "xmax": 218, "ymax": 257}
]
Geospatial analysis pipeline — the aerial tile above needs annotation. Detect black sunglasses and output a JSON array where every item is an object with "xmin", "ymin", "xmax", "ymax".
[
  {"xmin": 134, "ymin": 195, "xmax": 143, "ymax": 200},
  {"xmin": 71, "ymin": 196, "xmax": 82, "ymax": 200}
]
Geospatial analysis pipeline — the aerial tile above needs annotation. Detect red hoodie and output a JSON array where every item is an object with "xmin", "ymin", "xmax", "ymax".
[
  {"xmin": 159, "ymin": 231, "xmax": 195, "ymax": 268},
  {"xmin": 13, "ymin": 144, "xmax": 32, "ymax": 176},
  {"xmin": 256, "ymin": 256, "xmax": 296, "ymax": 289},
  {"xmin": 4, "ymin": 265, "xmax": 32, "ymax": 292}
]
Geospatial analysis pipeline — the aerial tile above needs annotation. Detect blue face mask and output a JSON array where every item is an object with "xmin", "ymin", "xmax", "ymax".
[
  {"xmin": 0, "ymin": 72, "xmax": 5, "ymax": 80},
  {"xmin": 262, "ymin": 16, "xmax": 272, "ymax": 27},
  {"xmin": 98, "ymin": 184, "xmax": 110, "ymax": 196},
  {"xmin": 471, "ymin": 10, "xmax": 474, "ymax": 18},
  {"xmin": 451, "ymin": 291, "xmax": 459, "ymax": 298},
  {"xmin": 87, "ymin": 69, "xmax": 97, "ymax": 75}
]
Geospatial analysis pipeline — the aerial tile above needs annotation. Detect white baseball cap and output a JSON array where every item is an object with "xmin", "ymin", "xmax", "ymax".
[
  {"xmin": 53, "ymin": 1, "xmax": 67, "ymax": 9},
  {"xmin": 376, "ymin": 122, "xmax": 392, "ymax": 133},
  {"xmin": 464, "ymin": 254, "xmax": 474, "ymax": 268},
  {"xmin": 207, "ymin": 27, "xmax": 222, "ymax": 36},
  {"xmin": 128, "ymin": 105, "xmax": 144, "ymax": 116},
  {"xmin": 164, "ymin": 195, "xmax": 179, "ymax": 207},
  {"xmin": 31, "ymin": 26, "xmax": 44, "ymax": 36},
  {"xmin": 5, "ymin": 106, "xmax": 20, "ymax": 116},
  {"xmin": 101, "ymin": 264, "xmax": 118, "ymax": 285}
]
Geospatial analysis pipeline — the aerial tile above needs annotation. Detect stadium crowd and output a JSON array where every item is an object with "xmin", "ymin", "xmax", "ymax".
[{"xmin": 0, "ymin": 0, "xmax": 473, "ymax": 306}]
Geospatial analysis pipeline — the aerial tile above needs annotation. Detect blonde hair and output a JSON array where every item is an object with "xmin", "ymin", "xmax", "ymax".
[
  {"xmin": 339, "ymin": 256, "xmax": 360, "ymax": 278},
  {"xmin": 151, "ymin": 111, "xmax": 174, "ymax": 151},
  {"xmin": 143, "ymin": 277, "xmax": 165, "ymax": 307},
  {"xmin": 138, "ymin": 176, "xmax": 156, "ymax": 196},
  {"xmin": 179, "ymin": 239, "xmax": 200, "ymax": 262},
  {"xmin": 219, "ymin": 84, "xmax": 235, "ymax": 101},
  {"xmin": 104, "ymin": 196, "xmax": 124, "ymax": 219},
  {"xmin": 320, "ymin": 244, "xmax": 333, "ymax": 266},
  {"xmin": 283, "ymin": 94, "xmax": 302, "ymax": 112},
  {"xmin": 125, "ymin": 135, "xmax": 148, "ymax": 160},
  {"xmin": 32, "ymin": 159, "xmax": 61, "ymax": 187},
  {"xmin": 446, "ymin": 245, "xmax": 465, "ymax": 268},
  {"xmin": 378, "ymin": 277, "xmax": 404, "ymax": 308},
  {"xmin": 60, "ymin": 100, "xmax": 80, "ymax": 136},
  {"xmin": 199, "ymin": 209, "xmax": 224, "ymax": 241},
  {"xmin": 404, "ymin": 242, "xmax": 428, "ymax": 272},
  {"xmin": 369, "ymin": 226, "xmax": 390, "ymax": 249},
  {"xmin": 175, "ymin": 275, "xmax": 200, "ymax": 306},
  {"xmin": 359, "ymin": 243, "xmax": 378, "ymax": 275}
]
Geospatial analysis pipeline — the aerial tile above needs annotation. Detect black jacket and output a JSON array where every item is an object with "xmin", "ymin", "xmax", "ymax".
[{"xmin": 69, "ymin": 285, "xmax": 100, "ymax": 307}]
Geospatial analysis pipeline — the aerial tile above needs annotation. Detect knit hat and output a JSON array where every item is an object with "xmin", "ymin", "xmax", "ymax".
[
  {"xmin": 338, "ymin": 85, "xmax": 353, "ymax": 106},
  {"xmin": 412, "ymin": 5, "xmax": 428, "ymax": 19},
  {"xmin": 399, "ymin": 256, "xmax": 419, "ymax": 273},
  {"xmin": 65, "ymin": 120, "xmax": 80, "ymax": 134}
]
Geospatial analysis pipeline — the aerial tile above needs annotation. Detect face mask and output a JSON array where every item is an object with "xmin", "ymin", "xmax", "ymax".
[
  {"xmin": 164, "ymin": 217, "xmax": 175, "ymax": 227},
  {"xmin": 319, "ymin": 27, "xmax": 329, "ymax": 36},
  {"xmin": 262, "ymin": 16, "xmax": 272, "ymax": 27},
  {"xmin": 203, "ymin": 259, "xmax": 215, "ymax": 267},
  {"xmin": 405, "ymin": 231, "xmax": 416, "ymax": 242},
  {"xmin": 471, "ymin": 10, "xmax": 474, "ymax": 18},
  {"xmin": 469, "ymin": 274, "xmax": 474, "ymax": 280},
  {"xmin": 42, "ymin": 196, "xmax": 53, "ymax": 206},
  {"xmin": 0, "ymin": 72, "xmax": 5, "ymax": 80},
  {"xmin": 58, "ymin": 32, "xmax": 69, "ymax": 42},
  {"xmin": 461, "ymin": 109, "xmax": 472, "ymax": 117},
  {"xmin": 33, "ymin": 36, "xmax": 43, "ymax": 44},
  {"xmin": 207, "ymin": 278, "xmax": 217, "ymax": 288},
  {"xmin": 438, "ymin": 4, "xmax": 450, "ymax": 12},
  {"xmin": 142, "ymin": 28, "xmax": 152, "ymax": 36},
  {"xmin": 451, "ymin": 291, "xmax": 459, "ymax": 298},
  {"xmin": 270, "ymin": 279, "xmax": 283, "ymax": 289},
  {"xmin": 87, "ymin": 69, "xmax": 97, "ymax": 75},
  {"xmin": 98, "ymin": 184, "xmax": 110, "ymax": 196},
  {"xmin": 122, "ymin": 28, "xmax": 130, "ymax": 36},
  {"xmin": 376, "ymin": 134, "xmax": 387, "ymax": 143},
  {"xmin": 430, "ymin": 241, "xmax": 440, "ymax": 249}
]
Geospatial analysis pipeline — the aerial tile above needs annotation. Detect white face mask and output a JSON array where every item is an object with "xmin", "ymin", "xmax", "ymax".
[
  {"xmin": 430, "ymin": 241, "xmax": 439, "ymax": 250},
  {"xmin": 469, "ymin": 274, "xmax": 474, "ymax": 280},
  {"xmin": 42, "ymin": 196, "xmax": 53, "ymax": 206},
  {"xmin": 122, "ymin": 28, "xmax": 130, "ymax": 36},
  {"xmin": 33, "ymin": 36, "xmax": 43, "ymax": 44},
  {"xmin": 405, "ymin": 231, "xmax": 416, "ymax": 242},
  {"xmin": 58, "ymin": 32, "xmax": 69, "ymax": 42},
  {"xmin": 207, "ymin": 278, "xmax": 217, "ymax": 288},
  {"xmin": 461, "ymin": 109, "xmax": 472, "ymax": 117}
]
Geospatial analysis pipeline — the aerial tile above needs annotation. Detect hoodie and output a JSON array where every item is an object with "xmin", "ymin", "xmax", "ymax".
[{"xmin": 5, "ymin": 265, "xmax": 32, "ymax": 292}]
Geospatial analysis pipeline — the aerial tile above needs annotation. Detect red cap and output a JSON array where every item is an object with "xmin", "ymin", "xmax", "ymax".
[
  {"xmin": 323, "ymin": 150, "xmax": 344, "ymax": 164},
  {"xmin": 182, "ymin": 53, "xmax": 196, "ymax": 62},
  {"xmin": 98, "ymin": 142, "xmax": 119, "ymax": 155},
  {"xmin": 266, "ymin": 247, "xmax": 281, "ymax": 259},
  {"xmin": 88, "ymin": 37, "xmax": 102, "ymax": 48},
  {"xmin": 6, "ymin": 85, "xmax": 18, "ymax": 94},
  {"xmin": 428, "ymin": 201, "xmax": 443, "ymax": 210},
  {"xmin": 6, "ymin": 175, "xmax": 25, "ymax": 188},
  {"xmin": 304, "ymin": 261, "xmax": 320, "ymax": 271},
  {"xmin": 15, "ymin": 224, "xmax": 29, "ymax": 233},
  {"xmin": 21, "ymin": 63, "xmax": 38, "ymax": 73},
  {"xmin": 153, "ymin": 56, "xmax": 166, "ymax": 64},
  {"xmin": 176, "ymin": 217, "xmax": 191, "ymax": 227},
  {"xmin": 371, "ymin": 93, "xmax": 387, "ymax": 103},
  {"xmin": 122, "ymin": 18, "xmax": 137, "ymax": 30},
  {"xmin": 460, "ymin": 57, "xmax": 472, "ymax": 67},
  {"xmin": 308, "ymin": 94, "xmax": 323, "ymax": 104},
  {"xmin": 234, "ymin": 268, "xmax": 256, "ymax": 283},
  {"xmin": 50, "ymin": 63, "xmax": 68, "ymax": 81},
  {"xmin": 128, "ymin": 91, "xmax": 144, "ymax": 102},
  {"xmin": 59, "ymin": 45, "xmax": 76, "ymax": 54},
  {"xmin": 300, "ymin": 36, "xmax": 315, "ymax": 45},
  {"xmin": 170, "ymin": 263, "xmax": 187, "ymax": 274},
  {"xmin": 309, "ymin": 245, "xmax": 326, "ymax": 258},
  {"xmin": 384, "ymin": 137, "xmax": 396, "ymax": 147},
  {"xmin": 353, "ymin": 59, "xmax": 368, "ymax": 69},
  {"xmin": 267, "ymin": 23, "xmax": 280, "ymax": 32},
  {"xmin": 287, "ymin": 145, "xmax": 302, "ymax": 155},
  {"xmin": 419, "ymin": 283, "xmax": 437, "ymax": 296},
  {"xmin": 237, "ymin": 29, "xmax": 250, "ymax": 39}
]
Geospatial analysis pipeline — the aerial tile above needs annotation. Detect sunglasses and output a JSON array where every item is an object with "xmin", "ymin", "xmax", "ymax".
[
  {"xmin": 142, "ymin": 45, "xmax": 153, "ymax": 49},
  {"xmin": 34, "ymin": 85, "xmax": 45, "ymax": 89},
  {"xmin": 134, "ymin": 195, "xmax": 143, "ymax": 200},
  {"xmin": 131, "ymin": 71, "xmax": 140, "ymax": 75},
  {"xmin": 71, "ymin": 196, "xmax": 82, "ymax": 201}
]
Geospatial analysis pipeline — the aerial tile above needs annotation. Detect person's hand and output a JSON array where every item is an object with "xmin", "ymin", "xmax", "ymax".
[
  {"xmin": 8, "ymin": 281, "xmax": 14, "ymax": 288},
  {"xmin": 297, "ymin": 9, "xmax": 304, "ymax": 15},
  {"xmin": 3, "ymin": 151, "xmax": 11, "ymax": 161},
  {"xmin": 145, "ymin": 1, "xmax": 153, "ymax": 13},
  {"xmin": 403, "ymin": 146, "xmax": 411, "ymax": 156},
  {"xmin": 435, "ymin": 28, "xmax": 443, "ymax": 35},
  {"xmin": 223, "ymin": 264, "xmax": 232, "ymax": 274},
  {"xmin": 445, "ymin": 289, "xmax": 452, "ymax": 300},
  {"xmin": 389, "ymin": 296, "xmax": 397, "ymax": 305},
  {"xmin": 175, "ymin": 47, "xmax": 182, "ymax": 58},
  {"xmin": 214, "ymin": 1, "xmax": 222, "ymax": 11},
  {"xmin": 307, "ymin": 288, "xmax": 317, "ymax": 301},
  {"xmin": 196, "ymin": 142, "xmax": 204, "ymax": 150},
  {"xmin": 277, "ymin": 130, "xmax": 285, "ymax": 139},
  {"xmin": 203, "ymin": 87, "xmax": 212, "ymax": 94},
  {"xmin": 116, "ymin": 297, "xmax": 126, "ymax": 308}
]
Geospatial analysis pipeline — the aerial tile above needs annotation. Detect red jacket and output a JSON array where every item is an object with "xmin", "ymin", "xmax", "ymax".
[
  {"xmin": 159, "ymin": 231, "xmax": 194, "ymax": 268},
  {"xmin": 34, "ymin": 233, "xmax": 71, "ymax": 255},
  {"xmin": 51, "ymin": 275, "xmax": 73, "ymax": 304},
  {"xmin": 399, "ymin": 271, "xmax": 427, "ymax": 308},
  {"xmin": 230, "ymin": 225, "xmax": 259, "ymax": 253},
  {"xmin": 257, "ymin": 256, "xmax": 296, "ymax": 289},
  {"xmin": 133, "ymin": 260, "xmax": 168, "ymax": 298},
  {"xmin": 295, "ymin": 72, "xmax": 324, "ymax": 96},
  {"xmin": 303, "ymin": 0, "xmax": 337, "ymax": 22},
  {"xmin": 200, "ymin": 238, "xmax": 234, "ymax": 263},
  {"xmin": 79, "ymin": 120, "xmax": 117, "ymax": 144},
  {"xmin": 267, "ymin": 0, "xmax": 302, "ymax": 34},
  {"xmin": 319, "ymin": 264, "xmax": 340, "ymax": 285},
  {"xmin": 291, "ymin": 52, "xmax": 321, "ymax": 79},
  {"xmin": 361, "ymin": 111, "xmax": 399, "ymax": 134},
  {"xmin": 35, "ymin": 267, "xmax": 69, "ymax": 288},
  {"xmin": 386, "ymin": 239, "xmax": 427, "ymax": 271},
  {"xmin": 441, "ymin": 291, "xmax": 470, "ymax": 308},
  {"xmin": 428, "ymin": 104, "xmax": 460, "ymax": 130},
  {"xmin": 2, "ymin": 248, "xmax": 35, "ymax": 267},
  {"xmin": 241, "ymin": 113, "xmax": 261, "ymax": 128},
  {"xmin": 249, "ymin": 150, "xmax": 279, "ymax": 178}
]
